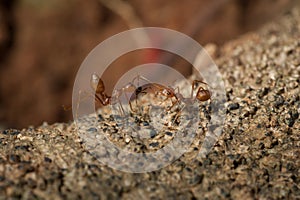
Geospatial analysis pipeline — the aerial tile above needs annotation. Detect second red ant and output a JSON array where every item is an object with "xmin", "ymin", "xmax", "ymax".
[{"xmin": 128, "ymin": 75, "xmax": 211, "ymax": 111}]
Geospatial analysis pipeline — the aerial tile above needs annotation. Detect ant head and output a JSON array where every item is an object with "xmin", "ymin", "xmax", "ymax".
[{"xmin": 196, "ymin": 88, "xmax": 211, "ymax": 101}]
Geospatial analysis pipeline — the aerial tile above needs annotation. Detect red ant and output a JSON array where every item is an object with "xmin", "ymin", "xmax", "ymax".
[
  {"xmin": 129, "ymin": 82, "xmax": 179, "ymax": 111},
  {"xmin": 129, "ymin": 75, "xmax": 211, "ymax": 111},
  {"xmin": 126, "ymin": 75, "xmax": 211, "ymax": 128}
]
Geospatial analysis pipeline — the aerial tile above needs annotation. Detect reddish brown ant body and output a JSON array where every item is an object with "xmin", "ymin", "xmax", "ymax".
[
  {"xmin": 129, "ymin": 75, "xmax": 211, "ymax": 111},
  {"xmin": 130, "ymin": 82, "xmax": 180, "ymax": 110}
]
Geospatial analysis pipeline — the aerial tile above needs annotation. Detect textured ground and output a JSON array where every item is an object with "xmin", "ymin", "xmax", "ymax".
[{"xmin": 0, "ymin": 8, "xmax": 300, "ymax": 200}]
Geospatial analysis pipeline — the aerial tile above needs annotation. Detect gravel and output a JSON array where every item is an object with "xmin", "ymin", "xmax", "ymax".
[{"xmin": 1, "ymin": 8, "xmax": 300, "ymax": 200}]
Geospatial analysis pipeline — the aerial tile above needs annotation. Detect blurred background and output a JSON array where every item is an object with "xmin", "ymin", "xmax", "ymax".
[{"xmin": 0, "ymin": 0, "xmax": 297, "ymax": 129}]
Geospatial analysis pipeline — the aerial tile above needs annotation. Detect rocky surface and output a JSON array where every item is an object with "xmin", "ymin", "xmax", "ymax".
[{"xmin": 0, "ymin": 8, "xmax": 300, "ymax": 200}]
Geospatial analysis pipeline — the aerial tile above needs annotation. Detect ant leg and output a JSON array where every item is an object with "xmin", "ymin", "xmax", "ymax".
[
  {"xmin": 164, "ymin": 99, "xmax": 178, "ymax": 111},
  {"xmin": 131, "ymin": 74, "xmax": 159, "ymax": 90},
  {"xmin": 123, "ymin": 89, "xmax": 135, "ymax": 112},
  {"xmin": 173, "ymin": 86, "xmax": 180, "ymax": 94},
  {"xmin": 63, "ymin": 90, "xmax": 94, "ymax": 111},
  {"xmin": 117, "ymin": 82, "xmax": 137, "ymax": 113},
  {"xmin": 166, "ymin": 86, "xmax": 180, "ymax": 111},
  {"xmin": 192, "ymin": 80, "xmax": 208, "ymax": 85},
  {"xmin": 111, "ymin": 89, "xmax": 126, "ymax": 116},
  {"xmin": 170, "ymin": 103, "xmax": 185, "ymax": 126},
  {"xmin": 131, "ymin": 75, "xmax": 141, "ymax": 110},
  {"xmin": 131, "ymin": 74, "xmax": 152, "ymax": 85},
  {"xmin": 74, "ymin": 89, "xmax": 111, "ymax": 121},
  {"xmin": 116, "ymin": 98, "xmax": 125, "ymax": 116},
  {"xmin": 75, "ymin": 90, "xmax": 92, "ymax": 120}
]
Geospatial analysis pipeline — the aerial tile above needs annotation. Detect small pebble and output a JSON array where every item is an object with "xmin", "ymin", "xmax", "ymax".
[
  {"xmin": 289, "ymin": 109, "xmax": 299, "ymax": 120},
  {"xmin": 150, "ymin": 130, "xmax": 157, "ymax": 138},
  {"xmin": 149, "ymin": 142, "xmax": 159, "ymax": 147},
  {"xmin": 14, "ymin": 145, "xmax": 30, "ymax": 151},
  {"xmin": 87, "ymin": 127, "xmax": 97, "ymax": 132},
  {"xmin": 44, "ymin": 157, "xmax": 52, "ymax": 163},
  {"xmin": 125, "ymin": 137, "xmax": 131, "ymax": 143},
  {"xmin": 274, "ymin": 95, "xmax": 284, "ymax": 107},
  {"xmin": 285, "ymin": 117, "xmax": 295, "ymax": 127},
  {"xmin": 142, "ymin": 121, "xmax": 149, "ymax": 126},
  {"xmin": 228, "ymin": 103, "xmax": 240, "ymax": 111},
  {"xmin": 98, "ymin": 114, "xmax": 104, "ymax": 121},
  {"xmin": 257, "ymin": 87, "xmax": 269, "ymax": 98},
  {"xmin": 109, "ymin": 115, "xmax": 114, "ymax": 121},
  {"xmin": 2, "ymin": 129, "xmax": 20, "ymax": 135},
  {"xmin": 9, "ymin": 154, "xmax": 20, "ymax": 163},
  {"xmin": 165, "ymin": 131, "xmax": 173, "ymax": 136},
  {"xmin": 188, "ymin": 174, "xmax": 203, "ymax": 185}
]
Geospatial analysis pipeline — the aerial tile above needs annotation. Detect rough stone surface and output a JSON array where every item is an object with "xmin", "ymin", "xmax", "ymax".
[{"xmin": 1, "ymin": 8, "xmax": 300, "ymax": 200}]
